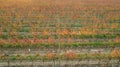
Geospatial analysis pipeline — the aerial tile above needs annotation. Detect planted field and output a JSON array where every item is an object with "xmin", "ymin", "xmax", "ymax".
[{"xmin": 0, "ymin": 0, "xmax": 120, "ymax": 67}]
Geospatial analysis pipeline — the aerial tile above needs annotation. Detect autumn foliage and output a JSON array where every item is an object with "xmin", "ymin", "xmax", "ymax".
[
  {"xmin": 111, "ymin": 48, "xmax": 120, "ymax": 58},
  {"xmin": 62, "ymin": 51, "xmax": 77, "ymax": 60}
]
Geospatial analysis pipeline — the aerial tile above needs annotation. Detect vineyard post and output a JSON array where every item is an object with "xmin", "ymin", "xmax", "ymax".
[
  {"xmin": 6, "ymin": 55, "xmax": 10, "ymax": 67},
  {"xmin": 56, "ymin": 14, "xmax": 61, "ymax": 67},
  {"xmin": 42, "ymin": 57, "xmax": 45, "ymax": 67}
]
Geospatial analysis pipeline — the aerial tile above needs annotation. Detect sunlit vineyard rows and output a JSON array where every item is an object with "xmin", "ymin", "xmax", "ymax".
[
  {"xmin": 0, "ymin": 0, "xmax": 120, "ymax": 48},
  {"xmin": 0, "ymin": 0, "xmax": 120, "ymax": 67}
]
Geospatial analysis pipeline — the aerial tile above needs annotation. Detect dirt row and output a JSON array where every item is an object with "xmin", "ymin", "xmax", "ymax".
[
  {"xmin": 0, "ymin": 47, "xmax": 118, "ymax": 55},
  {"xmin": 0, "ymin": 60, "xmax": 119, "ymax": 67}
]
